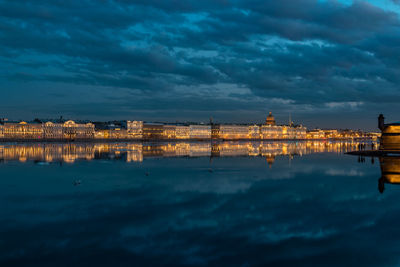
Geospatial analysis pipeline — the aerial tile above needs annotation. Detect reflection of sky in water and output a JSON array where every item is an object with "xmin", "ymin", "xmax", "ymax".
[{"xmin": 1, "ymin": 146, "xmax": 399, "ymax": 266}]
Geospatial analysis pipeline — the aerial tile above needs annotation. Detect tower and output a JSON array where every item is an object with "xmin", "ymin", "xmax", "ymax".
[
  {"xmin": 266, "ymin": 112, "xmax": 276, "ymax": 126},
  {"xmin": 378, "ymin": 114, "xmax": 385, "ymax": 130}
]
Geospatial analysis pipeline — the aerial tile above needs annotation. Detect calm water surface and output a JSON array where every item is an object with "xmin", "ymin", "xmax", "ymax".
[{"xmin": 0, "ymin": 141, "xmax": 398, "ymax": 266}]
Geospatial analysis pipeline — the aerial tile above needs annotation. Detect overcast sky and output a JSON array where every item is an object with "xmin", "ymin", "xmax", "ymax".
[{"xmin": 1, "ymin": 0, "xmax": 400, "ymax": 129}]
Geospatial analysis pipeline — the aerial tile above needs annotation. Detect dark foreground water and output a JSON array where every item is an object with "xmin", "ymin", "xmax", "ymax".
[{"xmin": 1, "ymin": 141, "xmax": 398, "ymax": 266}]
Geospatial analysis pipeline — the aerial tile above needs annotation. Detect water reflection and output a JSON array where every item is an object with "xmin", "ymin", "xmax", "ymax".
[
  {"xmin": 1, "ymin": 140, "xmax": 393, "ymax": 266},
  {"xmin": 378, "ymin": 156, "xmax": 400, "ymax": 193},
  {"xmin": 0, "ymin": 141, "xmax": 370, "ymax": 164}
]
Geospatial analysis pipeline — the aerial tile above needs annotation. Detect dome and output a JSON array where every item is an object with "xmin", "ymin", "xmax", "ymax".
[{"xmin": 265, "ymin": 112, "xmax": 276, "ymax": 126}]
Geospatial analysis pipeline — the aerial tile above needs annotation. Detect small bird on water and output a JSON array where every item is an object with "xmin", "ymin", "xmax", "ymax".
[{"xmin": 74, "ymin": 180, "xmax": 81, "ymax": 186}]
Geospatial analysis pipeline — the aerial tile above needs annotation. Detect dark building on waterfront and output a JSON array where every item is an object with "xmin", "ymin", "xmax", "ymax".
[{"xmin": 378, "ymin": 114, "xmax": 400, "ymax": 150}]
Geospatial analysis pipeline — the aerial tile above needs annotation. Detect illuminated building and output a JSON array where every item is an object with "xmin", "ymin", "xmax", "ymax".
[
  {"xmin": 219, "ymin": 125, "xmax": 249, "ymax": 139},
  {"xmin": 0, "ymin": 111, "xmax": 376, "ymax": 141},
  {"xmin": 378, "ymin": 114, "xmax": 400, "ymax": 150},
  {"xmin": 260, "ymin": 112, "xmax": 307, "ymax": 139},
  {"xmin": 142, "ymin": 123, "xmax": 164, "ymax": 139},
  {"xmin": 211, "ymin": 124, "xmax": 220, "ymax": 139},
  {"xmin": 127, "ymin": 121, "xmax": 143, "ymax": 139},
  {"xmin": 109, "ymin": 128, "xmax": 129, "ymax": 139},
  {"xmin": 306, "ymin": 129, "xmax": 325, "ymax": 139},
  {"xmin": 266, "ymin": 112, "xmax": 276, "ymax": 126},
  {"xmin": 285, "ymin": 125, "xmax": 307, "ymax": 139},
  {"xmin": 176, "ymin": 126, "xmax": 190, "ymax": 139},
  {"xmin": 43, "ymin": 121, "xmax": 95, "ymax": 140},
  {"xmin": 260, "ymin": 125, "xmax": 283, "ymax": 139},
  {"xmin": 323, "ymin": 129, "xmax": 338, "ymax": 139},
  {"xmin": 189, "ymin": 125, "xmax": 211, "ymax": 139},
  {"xmin": 163, "ymin": 125, "xmax": 176, "ymax": 139},
  {"xmin": 94, "ymin": 122, "xmax": 129, "ymax": 139},
  {"xmin": 43, "ymin": 122, "xmax": 63, "ymax": 139},
  {"xmin": 3, "ymin": 122, "xmax": 43, "ymax": 139},
  {"xmin": 62, "ymin": 120, "xmax": 95, "ymax": 140},
  {"xmin": 94, "ymin": 130, "xmax": 109, "ymax": 139},
  {"xmin": 261, "ymin": 125, "xmax": 306, "ymax": 140},
  {"xmin": 248, "ymin": 125, "xmax": 260, "ymax": 139}
]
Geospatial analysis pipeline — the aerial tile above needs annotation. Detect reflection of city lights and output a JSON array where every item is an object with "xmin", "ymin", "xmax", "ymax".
[{"xmin": 0, "ymin": 141, "xmax": 378, "ymax": 164}]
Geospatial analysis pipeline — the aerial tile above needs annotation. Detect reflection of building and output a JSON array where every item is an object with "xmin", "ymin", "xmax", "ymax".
[
  {"xmin": 379, "ymin": 114, "xmax": 400, "ymax": 150},
  {"xmin": 0, "ymin": 141, "xmax": 365, "ymax": 163},
  {"xmin": 189, "ymin": 143, "xmax": 211, "ymax": 157},
  {"xmin": 378, "ymin": 156, "xmax": 400, "ymax": 193},
  {"xmin": 266, "ymin": 155, "xmax": 275, "ymax": 168},
  {"xmin": 215, "ymin": 142, "xmax": 249, "ymax": 156}
]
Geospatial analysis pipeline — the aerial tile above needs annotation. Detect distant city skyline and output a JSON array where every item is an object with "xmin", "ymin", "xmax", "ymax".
[
  {"xmin": 0, "ymin": 111, "xmax": 390, "ymax": 131},
  {"xmin": 1, "ymin": 1, "xmax": 400, "ymax": 131}
]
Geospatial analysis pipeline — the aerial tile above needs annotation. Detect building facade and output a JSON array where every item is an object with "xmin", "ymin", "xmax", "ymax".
[
  {"xmin": 219, "ymin": 125, "xmax": 249, "ymax": 139},
  {"xmin": 43, "ymin": 122, "xmax": 63, "ymax": 139},
  {"xmin": 248, "ymin": 125, "xmax": 260, "ymax": 139},
  {"xmin": 379, "ymin": 114, "xmax": 400, "ymax": 150},
  {"xmin": 189, "ymin": 125, "xmax": 211, "ymax": 139},
  {"xmin": 62, "ymin": 120, "xmax": 95, "ymax": 140},
  {"xmin": 176, "ymin": 126, "xmax": 190, "ymax": 139},
  {"xmin": 3, "ymin": 122, "xmax": 43, "ymax": 139},
  {"xmin": 142, "ymin": 124, "xmax": 164, "ymax": 139},
  {"xmin": 96, "ymin": 129, "xmax": 129, "ymax": 139},
  {"xmin": 306, "ymin": 129, "xmax": 325, "ymax": 139},
  {"xmin": 211, "ymin": 124, "xmax": 220, "ymax": 139},
  {"xmin": 163, "ymin": 125, "xmax": 176, "ymax": 139},
  {"xmin": 127, "ymin": 121, "xmax": 143, "ymax": 139},
  {"xmin": 260, "ymin": 125, "xmax": 283, "ymax": 139},
  {"xmin": 266, "ymin": 112, "xmax": 276, "ymax": 126},
  {"xmin": 284, "ymin": 126, "xmax": 307, "ymax": 139},
  {"xmin": 261, "ymin": 125, "xmax": 306, "ymax": 139}
]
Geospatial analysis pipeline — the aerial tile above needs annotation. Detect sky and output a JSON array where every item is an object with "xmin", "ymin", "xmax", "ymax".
[{"xmin": 1, "ymin": 0, "xmax": 400, "ymax": 130}]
